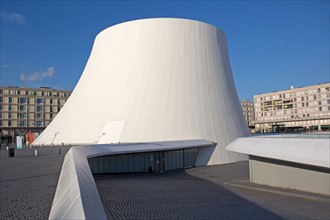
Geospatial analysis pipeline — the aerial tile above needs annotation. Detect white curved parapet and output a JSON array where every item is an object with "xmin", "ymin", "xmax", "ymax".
[
  {"xmin": 33, "ymin": 18, "xmax": 249, "ymax": 165},
  {"xmin": 49, "ymin": 148, "xmax": 106, "ymax": 220},
  {"xmin": 49, "ymin": 139, "xmax": 215, "ymax": 219},
  {"xmin": 226, "ymin": 135, "xmax": 330, "ymax": 168}
]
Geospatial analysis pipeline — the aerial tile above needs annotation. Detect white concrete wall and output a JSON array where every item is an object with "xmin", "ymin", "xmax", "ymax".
[
  {"xmin": 250, "ymin": 159, "xmax": 330, "ymax": 195},
  {"xmin": 49, "ymin": 148, "xmax": 107, "ymax": 220},
  {"xmin": 33, "ymin": 18, "xmax": 249, "ymax": 165}
]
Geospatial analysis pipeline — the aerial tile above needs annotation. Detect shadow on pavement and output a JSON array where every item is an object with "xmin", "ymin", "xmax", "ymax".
[{"xmin": 94, "ymin": 167, "xmax": 284, "ymax": 220}]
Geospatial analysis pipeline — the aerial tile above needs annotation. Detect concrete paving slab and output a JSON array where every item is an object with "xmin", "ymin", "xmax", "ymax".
[
  {"xmin": 95, "ymin": 161, "xmax": 330, "ymax": 220},
  {"xmin": 0, "ymin": 146, "xmax": 71, "ymax": 220}
]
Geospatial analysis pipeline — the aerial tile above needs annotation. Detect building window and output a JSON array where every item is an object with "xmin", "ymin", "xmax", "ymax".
[
  {"xmin": 314, "ymin": 95, "xmax": 317, "ymax": 99},
  {"xmin": 36, "ymin": 98, "xmax": 44, "ymax": 104},
  {"xmin": 19, "ymin": 113, "xmax": 27, "ymax": 119},
  {"xmin": 0, "ymin": 105, "xmax": 2, "ymax": 110},
  {"xmin": 8, "ymin": 105, "xmax": 12, "ymax": 111},
  {"xmin": 9, "ymin": 97, "xmax": 12, "ymax": 103},
  {"xmin": 36, "ymin": 120, "xmax": 44, "ymax": 127},
  {"xmin": 306, "ymin": 102, "xmax": 309, "ymax": 106},
  {"xmin": 0, "ymin": 97, "xmax": 3, "ymax": 103},
  {"xmin": 20, "ymin": 120, "xmax": 27, "ymax": 127},
  {"xmin": 19, "ymin": 98, "xmax": 28, "ymax": 104},
  {"xmin": 25, "ymin": 91, "xmax": 29, "ymax": 95},
  {"xmin": 326, "ymin": 87, "xmax": 329, "ymax": 92},
  {"xmin": 36, "ymin": 106, "xmax": 43, "ymax": 112},
  {"xmin": 17, "ymin": 90, "xmax": 21, "ymax": 95},
  {"xmin": 301, "ymin": 97, "xmax": 304, "ymax": 101},
  {"xmin": 19, "ymin": 105, "xmax": 27, "ymax": 111},
  {"xmin": 318, "ymin": 88, "xmax": 321, "ymax": 93},
  {"xmin": 50, "ymin": 99, "xmax": 53, "ymax": 105},
  {"xmin": 319, "ymin": 101, "xmax": 322, "ymax": 105},
  {"xmin": 8, "ymin": 120, "xmax": 12, "ymax": 126},
  {"xmin": 0, "ymin": 89, "xmax": 2, "ymax": 94},
  {"xmin": 319, "ymin": 107, "xmax": 322, "ymax": 111},
  {"xmin": 302, "ymin": 103, "xmax": 305, "ymax": 107}
]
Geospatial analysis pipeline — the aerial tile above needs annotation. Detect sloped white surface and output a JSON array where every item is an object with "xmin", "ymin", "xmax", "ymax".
[
  {"xmin": 226, "ymin": 136, "xmax": 330, "ymax": 168},
  {"xmin": 33, "ymin": 18, "xmax": 249, "ymax": 165},
  {"xmin": 49, "ymin": 139, "xmax": 214, "ymax": 219},
  {"xmin": 95, "ymin": 120, "xmax": 126, "ymax": 144}
]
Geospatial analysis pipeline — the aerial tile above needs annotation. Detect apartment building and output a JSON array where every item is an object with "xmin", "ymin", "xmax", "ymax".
[
  {"xmin": 0, "ymin": 86, "xmax": 71, "ymax": 144},
  {"xmin": 254, "ymin": 82, "xmax": 330, "ymax": 133},
  {"xmin": 240, "ymin": 100, "xmax": 255, "ymax": 128}
]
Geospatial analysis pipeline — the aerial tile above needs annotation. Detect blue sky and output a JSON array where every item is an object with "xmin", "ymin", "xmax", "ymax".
[{"xmin": 0, "ymin": 0, "xmax": 329, "ymax": 100}]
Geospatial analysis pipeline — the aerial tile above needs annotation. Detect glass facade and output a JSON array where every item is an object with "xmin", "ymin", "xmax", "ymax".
[{"xmin": 88, "ymin": 148, "xmax": 199, "ymax": 174}]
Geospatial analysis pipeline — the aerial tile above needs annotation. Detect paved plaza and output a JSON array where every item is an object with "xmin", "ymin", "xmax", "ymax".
[
  {"xmin": 95, "ymin": 161, "xmax": 330, "ymax": 220},
  {"xmin": 0, "ymin": 146, "xmax": 329, "ymax": 220},
  {"xmin": 0, "ymin": 146, "xmax": 70, "ymax": 220}
]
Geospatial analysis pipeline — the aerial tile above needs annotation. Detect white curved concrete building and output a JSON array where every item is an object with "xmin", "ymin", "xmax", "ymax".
[{"xmin": 33, "ymin": 18, "xmax": 249, "ymax": 165}]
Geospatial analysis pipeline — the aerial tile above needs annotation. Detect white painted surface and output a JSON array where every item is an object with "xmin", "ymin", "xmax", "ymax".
[
  {"xmin": 95, "ymin": 120, "xmax": 126, "ymax": 144},
  {"xmin": 49, "ymin": 139, "xmax": 214, "ymax": 219},
  {"xmin": 33, "ymin": 18, "xmax": 249, "ymax": 165},
  {"xmin": 226, "ymin": 136, "xmax": 330, "ymax": 168}
]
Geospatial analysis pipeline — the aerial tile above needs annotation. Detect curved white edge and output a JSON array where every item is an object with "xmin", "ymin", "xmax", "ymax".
[
  {"xmin": 49, "ymin": 139, "xmax": 215, "ymax": 220},
  {"xmin": 226, "ymin": 136, "xmax": 330, "ymax": 168}
]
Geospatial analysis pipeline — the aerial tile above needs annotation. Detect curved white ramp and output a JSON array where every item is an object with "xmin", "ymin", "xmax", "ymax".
[{"xmin": 49, "ymin": 139, "xmax": 215, "ymax": 219}]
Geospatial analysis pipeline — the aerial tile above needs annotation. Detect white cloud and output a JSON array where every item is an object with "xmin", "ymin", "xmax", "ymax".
[
  {"xmin": 1, "ymin": 11, "xmax": 26, "ymax": 25},
  {"xmin": 20, "ymin": 67, "xmax": 56, "ymax": 82}
]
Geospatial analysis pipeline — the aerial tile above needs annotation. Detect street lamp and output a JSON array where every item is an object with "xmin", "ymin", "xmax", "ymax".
[{"xmin": 51, "ymin": 132, "xmax": 59, "ymax": 146}]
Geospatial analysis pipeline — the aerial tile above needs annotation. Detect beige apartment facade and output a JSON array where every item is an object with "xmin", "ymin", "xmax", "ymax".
[
  {"xmin": 254, "ymin": 82, "xmax": 330, "ymax": 133},
  {"xmin": 240, "ymin": 100, "xmax": 255, "ymax": 128},
  {"xmin": 0, "ymin": 86, "xmax": 71, "ymax": 144}
]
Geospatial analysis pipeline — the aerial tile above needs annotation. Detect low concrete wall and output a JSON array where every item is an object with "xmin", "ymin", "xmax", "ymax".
[
  {"xmin": 249, "ymin": 156, "xmax": 330, "ymax": 195},
  {"xmin": 49, "ymin": 139, "xmax": 214, "ymax": 219},
  {"xmin": 49, "ymin": 148, "xmax": 107, "ymax": 220}
]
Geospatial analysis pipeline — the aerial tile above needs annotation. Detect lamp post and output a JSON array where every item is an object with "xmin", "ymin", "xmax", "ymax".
[{"xmin": 51, "ymin": 132, "xmax": 59, "ymax": 146}]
